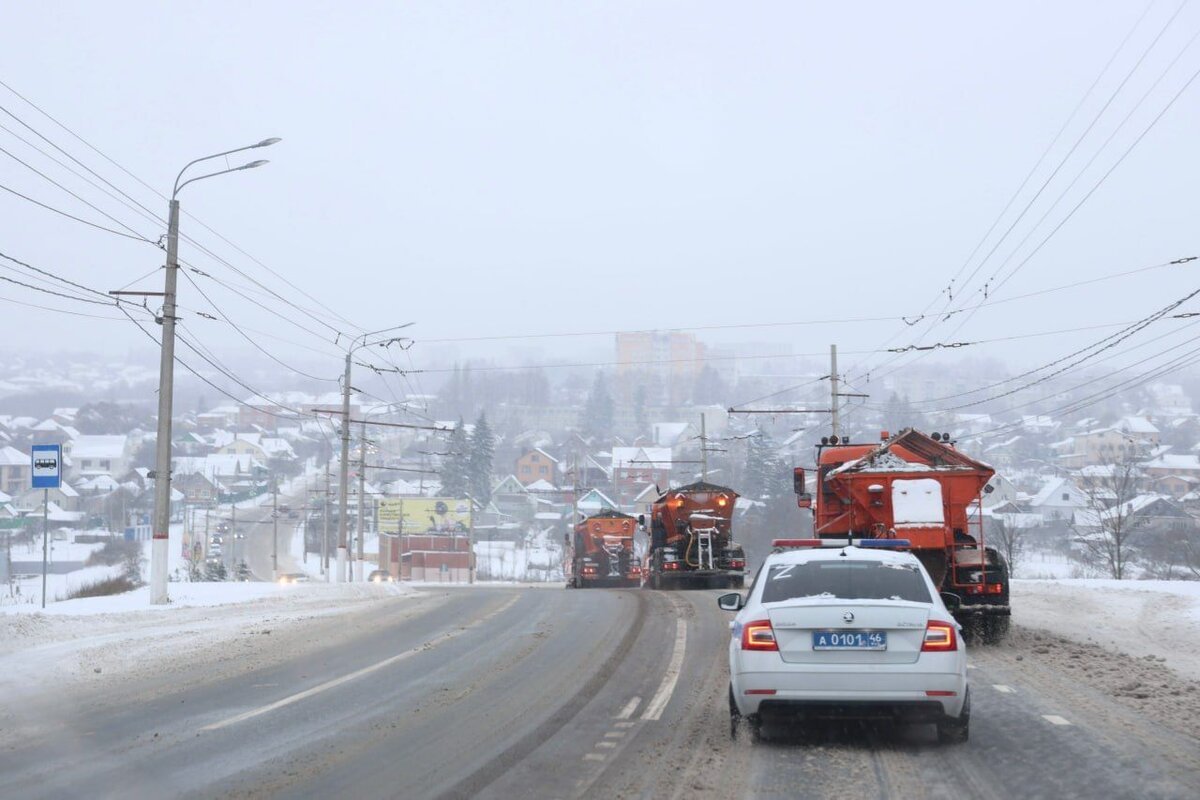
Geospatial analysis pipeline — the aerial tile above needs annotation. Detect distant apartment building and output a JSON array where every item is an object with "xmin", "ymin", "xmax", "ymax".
[{"xmin": 616, "ymin": 332, "xmax": 706, "ymax": 405}]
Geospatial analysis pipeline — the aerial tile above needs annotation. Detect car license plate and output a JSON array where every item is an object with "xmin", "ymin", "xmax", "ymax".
[{"xmin": 812, "ymin": 630, "xmax": 887, "ymax": 650}]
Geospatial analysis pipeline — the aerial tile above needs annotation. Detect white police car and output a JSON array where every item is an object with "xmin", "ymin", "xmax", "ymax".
[{"xmin": 719, "ymin": 539, "xmax": 969, "ymax": 743}]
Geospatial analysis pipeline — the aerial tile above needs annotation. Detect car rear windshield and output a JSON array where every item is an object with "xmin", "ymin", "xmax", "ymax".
[{"xmin": 761, "ymin": 560, "xmax": 931, "ymax": 604}]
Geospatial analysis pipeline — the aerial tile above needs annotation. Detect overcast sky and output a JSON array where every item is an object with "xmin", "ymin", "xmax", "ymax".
[{"xmin": 3, "ymin": 1, "xmax": 1199, "ymax": 384}]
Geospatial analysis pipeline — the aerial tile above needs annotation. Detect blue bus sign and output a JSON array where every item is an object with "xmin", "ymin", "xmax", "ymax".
[{"xmin": 31, "ymin": 444, "xmax": 61, "ymax": 489}]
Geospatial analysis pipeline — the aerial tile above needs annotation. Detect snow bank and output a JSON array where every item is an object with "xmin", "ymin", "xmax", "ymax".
[{"xmin": 1012, "ymin": 578, "xmax": 1200, "ymax": 681}]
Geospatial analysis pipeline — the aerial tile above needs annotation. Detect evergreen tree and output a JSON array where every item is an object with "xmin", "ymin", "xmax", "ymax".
[
  {"xmin": 440, "ymin": 417, "xmax": 470, "ymax": 498},
  {"xmin": 633, "ymin": 384, "xmax": 648, "ymax": 437},
  {"xmin": 582, "ymin": 372, "xmax": 614, "ymax": 441},
  {"xmin": 468, "ymin": 411, "xmax": 496, "ymax": 502},
  {"xmin": 692, "ymin": 366, "xmax": 727, "ymax": 406}
]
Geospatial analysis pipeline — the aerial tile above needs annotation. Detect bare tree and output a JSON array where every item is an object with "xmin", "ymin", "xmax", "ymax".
[
  {"xmin": 1070, "ymin": 458, "xmax": 1142, "ymax": 580},
  {"xmin": 987, "ymin": 515, "xmax": 1026, "ymax": 577}
]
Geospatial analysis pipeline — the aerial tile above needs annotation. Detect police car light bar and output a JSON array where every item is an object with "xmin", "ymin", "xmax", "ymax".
[{"xmin": 771, "ymin": 538, "xmax": 911, "ymax": 550}]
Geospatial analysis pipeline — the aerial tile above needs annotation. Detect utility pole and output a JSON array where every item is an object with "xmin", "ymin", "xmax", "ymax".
[
  {"xmin": 700, "ymin": 413, "xmax": 708, "ymax": 481},
  {"xmin": 337, "ymin": 354, "xmax": 352, "ymax": 582},
  {"xmin": 149, "ymin": 198, "xmax": 180, "ymax": 605},
  {"xmin": 830, "ymin": 344, "xmax": 840, "ymax": 439},
  {"xmin": 323, "ymin": 462, "xmax": 331, "ymax": 578},
  {"xmin": 143, "ymin": 137, "xmax": 278, "ymax": 606},
  {"xmin": 356, "ymin": 420, "xmax": 367, "ymax": 582},
  {"xmin": 203, "ymin": 508, "xmax": 210, "ymax": 568},
  {"xmin": 272, "ymin": 481, "xmax": 279, "ymax": 581},
  {"xmin": 230, "ymin": 501, "xmax": 237, "ymax": 576}
]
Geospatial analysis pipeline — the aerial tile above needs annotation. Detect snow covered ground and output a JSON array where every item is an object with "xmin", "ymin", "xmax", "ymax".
[
  {"xmin": 0, "ymin": 581, "xmax": 416, "ymax": 705},
  {"xmin": 1013, "ymin": 578, "xmax": 1200, "ymax": 681}
]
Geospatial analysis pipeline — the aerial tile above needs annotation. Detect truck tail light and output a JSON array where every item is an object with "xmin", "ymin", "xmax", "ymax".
[
  {"xmin": 921, "ymin": 620, "xmax": 957, "ymax": 652},
  {"xmin": 729, "ymin": 559, "xmax": 745, "ymax": 569},
  {"xmin": 663, "ymin": 562, "xmax": 680, "ymax": 571},
  {"xmin": 741, "ymin": 620, "xmax": 778, "ymax": 651}
]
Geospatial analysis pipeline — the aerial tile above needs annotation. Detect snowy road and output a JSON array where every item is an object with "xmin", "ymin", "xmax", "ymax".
[{"xmin": 1, "ymin": 586, "xmax": 1198, "ymax": 799}]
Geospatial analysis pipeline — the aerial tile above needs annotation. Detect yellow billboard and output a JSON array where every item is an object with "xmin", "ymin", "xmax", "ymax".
[{"xmin": 378, "ymin": 497, "xmax": 471, "ymax": 533}]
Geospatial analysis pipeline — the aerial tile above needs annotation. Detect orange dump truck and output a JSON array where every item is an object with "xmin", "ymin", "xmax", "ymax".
[{"xmin": 793, "ymin": 428, "xmax": 1010, "ymax": 641}]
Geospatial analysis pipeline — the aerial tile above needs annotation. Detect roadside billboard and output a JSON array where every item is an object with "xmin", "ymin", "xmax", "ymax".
[{"xmin": 378, "ymin": 497, "xmax": 471, "ymax": 533}]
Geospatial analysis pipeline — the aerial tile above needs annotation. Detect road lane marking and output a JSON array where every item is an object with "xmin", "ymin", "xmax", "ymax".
[
  {"xmin": 604, "ymin": 730, "xmax": 626, "ymax": 738},
  {"xmin": 993, "ymin": 684, "xmax": 1014, "ymax": 693},
  {"xmin": 614, "ymin": 721, "xmax": 636, "ymax": 729},
  {"xmin": 641, "ymin": 616, "xmax": 687, "ymax": 721},
  {"xmin": 1042, "ymin": 715, "xmax": 1072, "ymax": 726},
  {"xmin": 595, "ymin": 741, "xmax": 617, "ymax": 749},
  {"xmin": 615, "ymin": 696, "xmax": 641, "ymax": 719},
  {"xmin": 583, "ymin": 753, "xmax": 606, "ymax": 761},
  {"xmin": 200, "ymin": 595, "xmax": 520, "ymax": 732}
]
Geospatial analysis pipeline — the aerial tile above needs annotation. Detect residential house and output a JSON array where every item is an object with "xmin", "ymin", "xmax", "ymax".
[
  {"xmin": 515, "ymin": 448, "xmax": 558, "ymax": 487},
  {"xmin": 15, "ymin": 481, "xmax": 81, "ymax": 513},
  {"xmin": 981, "ymin": 474, "xmax": 1020, "ymax": 509},
  {"xmin": 611, "ymin": 447, "xmax": 672, "ymax": 506},
  {"xmin": 69, "ymin": 435, "xmax": 132, "ymax": 480},
  {"xmin": 1142, "ymin": 453, "xmax": 1200, "ymax": 481},
  {"xmin": 174, "ymin": 472, "xmax": 218, "ymax": 505},
  {"xmin": 1072, "ymin": 494, "xmax": 1195, "ymax": 538},
  {"xmin": 0, "ymin": 445, "xmax": 30, "ymax": 496},
  {"xmin": 1069, "ymin": 426, "xmax": 1150, "ymax": 467},
  {"xmin": 1027, "ymin": 476, "xmax": 1089, "ymax": 524}
]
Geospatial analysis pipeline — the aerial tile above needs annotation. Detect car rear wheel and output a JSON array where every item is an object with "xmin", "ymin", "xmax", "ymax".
[{"xmin": 936, "ymin": 689, "xmax": 970, "ymax": 744}]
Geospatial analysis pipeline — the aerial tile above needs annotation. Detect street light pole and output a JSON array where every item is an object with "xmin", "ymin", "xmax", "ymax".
[
  {"xmin": 334, "ymin": 325, "xmax": 412, "ymax": 583},
  {"xmin": 356, "ymin": 420, "xmax": 367, "ymax": 581},
  {"xmin": 148, "ymin": 138, "xmax": 279, "ymax": 605}
]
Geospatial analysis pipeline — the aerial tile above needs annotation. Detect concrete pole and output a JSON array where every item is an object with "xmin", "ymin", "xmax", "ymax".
[
  {"xmin": 322, "ymin": 463, "xmax": 331, "ymax": 578},
  {"xmin": 150, "ymin": 198, "xmax": 180, "ymax": 605},
  {"xmin": 355, "ymin": 420, "xmax": 366, "ymax": 581},
  {"xmin": 336, "ymin": 353, "xmax": 352, "ymax": 582},
  {"xmin": 701, "ymin": 413, "xmax": 708, "ymax": 481},
  {"xmin": 272, "ymin": 481, "xmax": 279, "ymax": 580},
  {"xmin": 830, "ymin": 344, "xmax": 840, "ymax": 439}
]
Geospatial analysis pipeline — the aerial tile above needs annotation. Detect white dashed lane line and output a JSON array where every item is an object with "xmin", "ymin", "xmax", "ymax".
[
  {"xmin": 615, "ymin": 696, "xmax": 641, "ymax": 719},
  {"xmin": 641, "ymin": 615, "xmax": 687, "ymax": 721},
  {"xmin": 1042, "ymin": 715, "xmax": 1073, "ymax": 726},
  {"xmin": 993, "ymin": 684, "xmax": 1015, "ymax": 693},
  {"xmin": 583, "ymin": 753, "xmax": 606, "ymax": 762}
]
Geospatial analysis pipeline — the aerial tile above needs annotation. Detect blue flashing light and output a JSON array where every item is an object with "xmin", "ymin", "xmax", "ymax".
[{"xmin": 856, "ymin": 539, "xmax": 912, "ymax": 548}]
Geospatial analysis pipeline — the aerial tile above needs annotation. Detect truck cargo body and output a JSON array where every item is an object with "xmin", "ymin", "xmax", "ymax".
[
  {"xmin": 644, "ymin": 481, "xmax": 746, "ymax": 590},
  {"xmin": 794, "ymin": 429, "xmax": 1010, "ymax": 640},
  {"xmin": 569, "ymin": 509, "xmax": 642, "ymax": 588}
]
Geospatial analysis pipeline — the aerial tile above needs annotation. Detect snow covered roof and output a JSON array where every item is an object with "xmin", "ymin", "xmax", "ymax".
[
  {"xmin": 71, "ymin": 435, "xmax": 128, "ymax": 460},
  {"xmin": 0, "ymin": 445, "xmax": 27, "ymax": 466},
  {"xmin": 1029, "ymin": 477, "xmax": 1083, "ymax": 507},
  {"xmin": 525, "ymin": 479, "xmax": 557, "ymax": 492},
  {"xmin": 611, "ymin": 447, "xmax": 672, "ymax": 469},
  {"xmin": 652, "ymin": 422, "xmax": 694, "ymax": 446},
  {"xmin": 1143, "ymin": 454, "xmax": 1200, "ymax": 472},
  {"xmin": 1118, "ymin": 416, "xmax": 1160, "ymax": 435}
]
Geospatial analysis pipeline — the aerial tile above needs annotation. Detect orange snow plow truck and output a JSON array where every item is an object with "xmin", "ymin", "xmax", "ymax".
[
  {"xmin": 567, "ymin": 509, "xmax": 643, "ymax": 588},
  {"xmin": 793, "ymin": 428, "xmax": 1011, "ymax": 642}
]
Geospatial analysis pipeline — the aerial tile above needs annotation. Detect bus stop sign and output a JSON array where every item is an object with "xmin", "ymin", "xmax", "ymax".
[{"xmin": 31, "ymin": 444, "xmax": 61, "ymax": 489}]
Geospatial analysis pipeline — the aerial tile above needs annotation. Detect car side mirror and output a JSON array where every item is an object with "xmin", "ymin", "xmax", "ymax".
[
  {"xmin": 792, "ymin": 467, "xmax": 806, "ymax": 495},
  {"xmin": 939, "ymin": 592, "xmax": 961, "ymax": 613},
  {"xmin": 717, "ymin": 592, "xmax": 744, "ymax": 612},
  {"xmin": 637, "ymin": 514, "xmax": 646, "ymax": 529}
]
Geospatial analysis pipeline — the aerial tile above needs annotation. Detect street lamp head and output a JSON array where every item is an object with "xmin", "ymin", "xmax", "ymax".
[
  {"xmin": 241, "ymin": 159, "xmax": 269, "ymax": 170},
  {"xmin": 256, "ymin": 137, "xmax": 282, "ymax": 147}
]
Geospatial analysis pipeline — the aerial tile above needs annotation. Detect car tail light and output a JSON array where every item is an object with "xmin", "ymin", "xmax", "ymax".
[
  {"xmin": 741, "ymin": 619, "xmax": 778, "ymax": 651},
  {"xmin": 925, "ymin": 690, "xmax": 957, "ymax": 697},
  {"xmin": 921, "ymin": 620, "xmax": 957, "ymax": 652}
]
